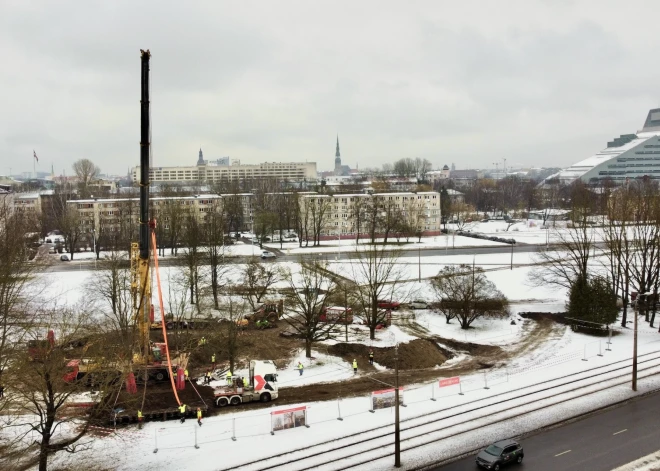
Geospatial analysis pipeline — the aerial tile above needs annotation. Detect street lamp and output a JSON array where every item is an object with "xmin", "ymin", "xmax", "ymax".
[
  {"xmin": 394, "ymin": 344, "xmax": 401, "ymax": 468},
  {"xmin": 92, "ymin": 228, "xmax": 97, "ymax": 268}
]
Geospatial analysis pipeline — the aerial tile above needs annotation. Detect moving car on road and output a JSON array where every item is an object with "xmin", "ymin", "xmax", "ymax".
[
  {"xmin": 261, "ymin": 250, "xmax": 276, "ymax": 259},
  {"xmin": 60, "ymin": 254, "xmax": 70, "ymax": 262},
  {"xmin": 408, "ymin": 299, "xmax": 431, "ymax": 309},
  {"xmin": 476, "ymin": 439, "xmax": 524, "ymax": 470}
]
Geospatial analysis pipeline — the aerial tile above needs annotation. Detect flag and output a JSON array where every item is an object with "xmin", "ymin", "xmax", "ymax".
[{"xmin": 33, "ymin": 150, "xmax": 39, "ymax": 162}]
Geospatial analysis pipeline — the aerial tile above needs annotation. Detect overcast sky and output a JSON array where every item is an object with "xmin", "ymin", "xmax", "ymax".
[{"xmin": 2, "ymin": 0, "xmax": 660, "ymax": 176}]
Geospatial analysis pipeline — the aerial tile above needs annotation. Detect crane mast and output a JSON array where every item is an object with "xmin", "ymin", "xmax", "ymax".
[{"xmin": 133, "ymin": 49, "xmax": 152, "ymax": 363}]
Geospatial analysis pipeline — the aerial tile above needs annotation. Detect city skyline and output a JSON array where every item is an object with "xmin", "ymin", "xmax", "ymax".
[{"xmin": 2, "ymin": 1, "xmax": 660, "ymax": 176}]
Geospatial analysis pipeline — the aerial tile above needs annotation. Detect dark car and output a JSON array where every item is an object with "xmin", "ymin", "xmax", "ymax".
[
  {"xmin": 476, "ymin": 439, "xmax": 524, "ymax": 470},
  {"xmin": 377, "ymin": 299, "xmax": 401, "ymax": 310}
]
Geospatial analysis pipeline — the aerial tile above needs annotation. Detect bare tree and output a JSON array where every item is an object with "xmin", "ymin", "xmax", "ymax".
[
  {"xmin": 348, "ymin": 247, "xmax": 404, "ymax": 340},
  {"xmin": 432, "ymin": 265, "xmax": 509, "ymax": 329},
  {"xmin": 530, "ymin": 182, "xmax": 596, "ymax": 290},
  {"xmin": 2, "ymin": 308, "xmax": 121, "ymax": 471},
  {"xmin": 283, "ymin": 260, "xmax": 341, "ymax": 358},
  {"xmin": 204, "ymin": 202, "xmax": 230, "ymax": 309},
  {"xmin": 72, "ymin": 158, "xmax": 101, "ymax": 199},
  {"xmin": 57, "ymin": 202, "xmax": 84, "ymax": 260},
  {"xmin": 0, "ymin": 199, "xmax": 42, "ymax": 411},
  {"xmin": 182, "ymin": 213, "xmax": 205, "ymax": 312},
  {"xmin": 241, "ymin": 258, "xmax": 282, "ymax": 311},
  {"xmin": 86, "ymin": 252, "xmax": 133, "ymax": 355}
]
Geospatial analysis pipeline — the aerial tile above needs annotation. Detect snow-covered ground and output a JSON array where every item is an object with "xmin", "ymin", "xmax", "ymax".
[{"xmin": 36, "ymin": 314, "xmax": 660, "ymax": 471}]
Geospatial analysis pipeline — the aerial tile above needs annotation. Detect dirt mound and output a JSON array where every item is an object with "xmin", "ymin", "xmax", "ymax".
[
  {"xmin": 328, "ymin": 339, "xmax": 451, "ymax": 370},
  {"xmin": 519, "ymin": 311, "xmax": 569, "ymax": 324},
  {"xmin": 431, "ymin": 336, "xmax": 502, "ymax": 356}
]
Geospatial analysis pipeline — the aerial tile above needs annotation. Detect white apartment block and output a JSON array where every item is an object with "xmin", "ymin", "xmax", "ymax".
[
  {"xmin": 68, "ymin": 194, "xmax": 255, "ymax": 235},
  {"xmin": 132, "ymin": 162, "xmax": 317, "ymax": 184},
  {"xmin": 300, "ymin": 191, "xmax": 441, "ymax": 237}
]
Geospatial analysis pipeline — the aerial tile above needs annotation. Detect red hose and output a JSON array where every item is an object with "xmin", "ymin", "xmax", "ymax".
[{"xmin": 151, "ymin": 230, "xmax": 182, "ymax": 406}]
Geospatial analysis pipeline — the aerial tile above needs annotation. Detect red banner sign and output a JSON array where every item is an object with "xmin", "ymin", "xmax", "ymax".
[
  {"xmin": 439, "ymin": 377, "xmax": 460, "ymax": 388},
  {"xmin": 271, "ymin": 405, "xmax": 307, "ymax": 416}
]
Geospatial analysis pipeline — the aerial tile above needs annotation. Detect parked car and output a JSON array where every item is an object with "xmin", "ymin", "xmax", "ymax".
[
  {"xmin": 476, "ymin": 439, "xmax": 524, "ymax": 470},
  {"xmin": 377, "ymin": 299, "xmax": 400, "ymax": 310},
  {"xmin": 261, "ymin": 251, "xmax": 276, "ymax": 259},
  {"xmin": 60, "ymin": 254, "xmax": 70, "ymax": 262},
  {"xmin": 409, "ymin": 300, "xmax": 431, "ymax": 310}
]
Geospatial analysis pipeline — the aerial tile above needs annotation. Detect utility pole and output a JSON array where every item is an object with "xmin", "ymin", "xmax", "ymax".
[
  {"xmin": 633, "ymin": 306, "xmax": 638, "ymax": 391},
  {"xmin": 394, "ymin": 344, "xmax": 401, "ymax": 468},
  {"xmin": 510, "ymin": 243, "xmax": 513, "ymax": 270},
  {"xmin": 418, "ymin": 246, "xmax": 421, "ymax": 282}
]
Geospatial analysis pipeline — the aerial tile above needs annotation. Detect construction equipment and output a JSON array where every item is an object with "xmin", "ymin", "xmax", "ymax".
[
  {"xmin": 125, "ymin": 50, "xmax": 183, "ymax": 404},
  {"xmin": 236, "ymin": 300, "xmax": 283, "ymax": 329},
  {"xmin": 213, "ymin": 360, "xmax": 279, "ymax": 407}
]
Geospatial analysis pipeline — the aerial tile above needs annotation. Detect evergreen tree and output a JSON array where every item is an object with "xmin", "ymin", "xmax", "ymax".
[{"xmin": 567, "ymin": 275, "xmax": 618, "ymax": 325}]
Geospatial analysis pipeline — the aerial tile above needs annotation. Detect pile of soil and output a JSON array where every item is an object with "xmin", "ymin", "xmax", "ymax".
[
  {"xmin": 519, "ymin": 311, "xmax": 569, "ymax": 324},
  {"xmin": 432, "ymin": 337, "xmax": 502, "ymax": 357},
  {"xmin": 328, "ymin": 339, "xmax": 452, "ymax": 370}
]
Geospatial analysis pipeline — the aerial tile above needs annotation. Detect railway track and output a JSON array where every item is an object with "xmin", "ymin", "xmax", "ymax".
[{"xmin": 224, "ymin": 350, "xmax": 660, "ymax": 471}]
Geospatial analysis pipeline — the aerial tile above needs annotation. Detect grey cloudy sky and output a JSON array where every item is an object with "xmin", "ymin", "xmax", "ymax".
[{"xmin": 1, "ymin": 0, "xmax": 659, "ymax": 176}]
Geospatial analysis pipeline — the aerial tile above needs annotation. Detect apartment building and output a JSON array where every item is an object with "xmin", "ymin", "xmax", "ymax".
[
  {"xmin": 299, "ymin": 191, "xmax": 441, "ymax": 237},
  {"xmin": 68, "ymin": 194, "xmax": 255, "ymax": 235},
  {"xmin": 132, "ymin": 162, "xmax": 317, "ymax": 184}
]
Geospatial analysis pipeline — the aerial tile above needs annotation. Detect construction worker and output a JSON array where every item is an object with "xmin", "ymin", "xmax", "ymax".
[
  {"xmin": 179, "ymin": 403, "xmax": 187, "ymax": 423},
  {"xmin": 137, "ymin": 409, "xmax": 143, "ymax": 429},
  {"xmin": 298, "ymin": 361, "xmax": 304, "ymax": 376},
  {"xmin": 196, "ymin": 407, "xmax": 203, "ymax": 427},
  {"xmin": 205, "ymin": 370, "xmax": 211, "ymax": 385},
  {"xmin": 211, "ymin": 353, "xmax": 216, "ymax": 369},
  {"xmin": 226, "ymin": 370, "xmax": 233, "ymax": 386},
  {"xmin": 369, "ymin": 350, "xmax": 374, "ymax": 366},
  {"xmin": 184, "ymin": 369, "xmax": 189, "ymax": 381},
  {"xmin": 352, "ymin": 359, "xmax": 358, "ymax": 374},
  {"xmin": 243, "ymin": 377, "xmax": 249, "ymax": 388}
]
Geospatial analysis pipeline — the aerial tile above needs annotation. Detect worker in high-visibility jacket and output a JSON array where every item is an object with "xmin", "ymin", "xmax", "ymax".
[
  {"xmin": 137, "ymin": 410, "xmax": 143, "ymax": 429},
  {"xmin": 184, "ymin": 369, "xmax": 189, "ymax": 381},
  {"xmin": 369, "ymin": 350, "xmax": 374, "ymax": 365},
  {"xmin": 196, "ymin": 407, "xmax": 203, "ymax": 427},
  {"xmin": 298, "ymin": 361, "xmax": 304, "ymax": 376},
  {"xmin": 226, "ymin": 370, "xmax": 233, "ymax": 386},
  {"xmin": 211, "ymin": 354, "xmax": 216, "ymax": 369},
  {"xmin": 179, "ymin": 403, "xmax": 187, "ymax": 424},
  {"xmin": 352, "ymin": 359, "xmax": 358, "ymax": 374},
  {"xmin": 243, "ymin": 377, "xmax": 249, "ymax": 388}
]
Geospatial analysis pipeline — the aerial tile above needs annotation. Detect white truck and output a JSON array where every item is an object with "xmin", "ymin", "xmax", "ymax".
[{"xmin": 213, "ymin": 360, "xmax": 279, "ymax": 407}]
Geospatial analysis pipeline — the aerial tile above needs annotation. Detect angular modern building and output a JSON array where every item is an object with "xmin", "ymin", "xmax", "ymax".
[{"xmin": 549, "ymin": 109, "xmax": 660, "ymax": 185}]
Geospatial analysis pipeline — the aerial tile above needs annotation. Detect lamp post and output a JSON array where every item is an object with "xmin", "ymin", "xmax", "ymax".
[
  {"xmin": 394, "ymin": 344, "xmax": 401, "ymax": 468},
  {"xmin": 92, "ymin": 228, "xmax": 97, "ymax": 268}
]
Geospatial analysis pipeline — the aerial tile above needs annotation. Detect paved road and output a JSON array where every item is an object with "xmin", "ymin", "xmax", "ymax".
[
  {"xmin": 433, "ymin": 391, "xmax": 660, "ymax": 471},
  {"xmin": 45, "ymin": 243, "xmax": 555, "ymax": 273}
]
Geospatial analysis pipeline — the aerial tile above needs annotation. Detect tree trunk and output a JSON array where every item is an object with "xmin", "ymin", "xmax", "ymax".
[
  {"xmin": 621, "ymin": 302, "xmax": 628, "ymax": 328},
  {"xmin": 369, "ymin": 325, "xmax": 376, "ymax": 340},
  {"xmin": 305, "ymin": 339, "xmax": 312, "ymax": 358}
]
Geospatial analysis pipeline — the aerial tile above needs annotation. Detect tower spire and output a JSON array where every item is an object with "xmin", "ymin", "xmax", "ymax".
[{"xmin": 335, "ymin": 135, "xmax": 340, "ymax": 158}]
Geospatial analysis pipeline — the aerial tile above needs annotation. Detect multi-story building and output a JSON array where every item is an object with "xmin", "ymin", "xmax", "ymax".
[
  {"xmin": 132, "ymin": 162, "xmax": 317, "ymax": 184},
  {"xmin": 67, "ymin": 190, "xmax": 441, "ymax": 241},
  {"xmin": 299, "ymin": 191, "xmax": 441, "ymax": 238},
  {"xmin": 548, "ymin": 108, "xmax": 660, "ymax": 185}
]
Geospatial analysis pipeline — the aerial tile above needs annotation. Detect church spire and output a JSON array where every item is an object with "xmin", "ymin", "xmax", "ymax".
[
  {"xmin": 197, "ymin": 147, "xmax": 204, "ymax": 166},
  {"xmin": 335, "ymin": 135, "xmax": 340, "ymax": 158}
]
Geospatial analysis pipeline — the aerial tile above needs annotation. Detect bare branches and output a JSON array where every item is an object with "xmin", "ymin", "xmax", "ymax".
[{"xmin": 431, "ymin": 265, "xmax": 509, "ymax": 329}]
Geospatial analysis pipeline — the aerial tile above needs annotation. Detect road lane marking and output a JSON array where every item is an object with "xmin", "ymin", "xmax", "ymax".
[
  {"xmin": 555, "ymin": 450, "xmax": 572, "ymax": 457},
  {"xmin": 613, "ymin": 429, "xmax": 628, "ymax": 435}
]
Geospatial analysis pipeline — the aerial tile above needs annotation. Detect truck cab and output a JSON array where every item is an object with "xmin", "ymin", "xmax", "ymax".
[{"xmin": 213, "ymin": 360, "xmax": 279, "ymax": 407}]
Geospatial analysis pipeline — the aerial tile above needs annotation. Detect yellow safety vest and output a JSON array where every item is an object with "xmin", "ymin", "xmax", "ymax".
[
  {"xmin": 179, "ymin": 405, "xmax": 186, "ymax": 414},
  {"xmin": 243, "ymin": 378, "xmax": 248, "ymax": 387},
  {"xmin": 211, "ymin": 355, "xmax": 216, "ymax": 362},
  {"xmin": 184, "ymin": 369, "xmax": 189, "ymax": 377},
  {"xmin": 197, "ymin": 409, "xmax": 202, "ymax": 419},
  {"xmin": 137, "ymin": 410, "xmax": 143, "ymax": 419},
  {"xmin": 298, "ymin": 363, "xmax": 303, "ymax": 370},
  {"xmin": 227, "ymin": 371, "xmax": 232, "ymax": 378},
  {"xmin": 353, "ymin": 361, "xmax": 358, "ymax": 368}
]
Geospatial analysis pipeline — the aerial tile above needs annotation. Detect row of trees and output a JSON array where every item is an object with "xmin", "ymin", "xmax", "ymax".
[{"xmin": 531, "ymin": 179, "xmax": 660, "ymax": 329}]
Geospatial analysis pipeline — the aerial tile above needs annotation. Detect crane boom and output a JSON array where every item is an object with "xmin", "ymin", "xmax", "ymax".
[{"xmin": 137, "ymin": 49, "xmax": 152, "ymax": 362}]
